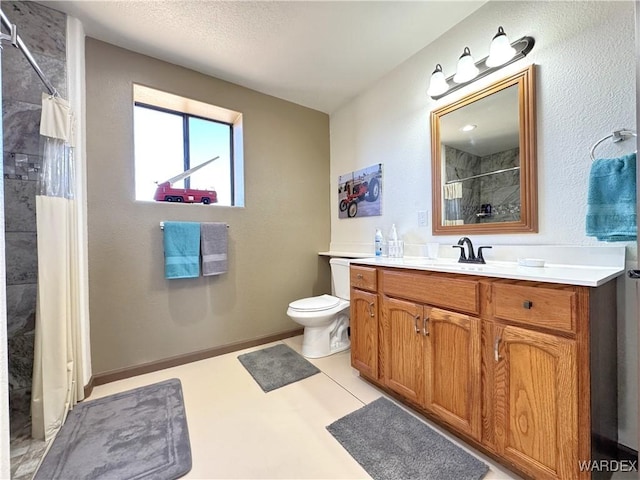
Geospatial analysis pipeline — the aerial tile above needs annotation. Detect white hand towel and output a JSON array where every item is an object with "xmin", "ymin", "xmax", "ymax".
[
  {"xmin": 443, "ymin": 182, "xmax": 463, "ymax": 199},
  {"xmin": 444, "ymin": 219, "xmax": 465, "ymax": 226},
  {"xmin": 201, "ymin": 222, "xmax": 228, "ymax": 276},
  {"xmin": 40, "ymin": 93, "xmax": 75, "ymax": 146}
]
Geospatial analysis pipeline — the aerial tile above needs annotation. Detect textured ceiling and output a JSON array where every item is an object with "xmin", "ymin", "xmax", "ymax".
[{"xmin": 49, "ymin": 1, "xmax": 486, "ymax": 113}]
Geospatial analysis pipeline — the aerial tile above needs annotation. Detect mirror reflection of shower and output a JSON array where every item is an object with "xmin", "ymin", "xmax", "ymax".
[
  {"xmin": 439, "ymin": 84, "xmax": 521, "ymax": 225},
  {"xmin": 442, "ymin": 144, "xmax": 520, "ymax": 225}
]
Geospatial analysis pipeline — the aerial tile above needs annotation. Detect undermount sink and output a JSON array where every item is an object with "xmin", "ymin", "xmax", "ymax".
[
  {"xmin": 383, "ymin": 256, "xmax": 526, "ymax": 275},
  {"xmin": 456, "ymin": 264, "xmax": 485, "ymax": 272},
  {"xmin": 414, "ymin": 257, "xmax": 488, "ymax": 269},
  {"xmin": 409, "ymin": 257, "xmax": 457, "ymax": 266}
]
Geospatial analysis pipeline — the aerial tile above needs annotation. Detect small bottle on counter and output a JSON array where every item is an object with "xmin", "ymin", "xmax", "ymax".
[
  {"xmin": 389, "ymin": 223, "xmax": 398, "ymax": 242},
  {"xmin": 375, "ymin": 228, "xmax": 383, "ymax": 257},
  {"xmin": 388, "ymin": 224, "xmax": 402, "ymax": 258}
]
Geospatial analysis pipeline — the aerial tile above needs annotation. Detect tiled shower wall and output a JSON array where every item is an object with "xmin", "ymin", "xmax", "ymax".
[
  {"xmin": 443, "ymin": 145, "xmax": 519, "ymax": 224},
  {"xmin": 2, "ymin": 1, "xmax": 66, "ymax": 434},
  {"xmin": 478, "ymin": 148, "xmax": 520, "ymax": 223}
]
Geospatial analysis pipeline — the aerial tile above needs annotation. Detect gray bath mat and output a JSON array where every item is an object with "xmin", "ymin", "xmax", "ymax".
[
  {"xmin": 327, "ymin": 397, "xmax": 489, "ymax": 480},
  {"xmin": 34, "ymin": 378, "xmax": 191, "ymax": 480},
  {"xmin": 238, "ymin": 343, "xmax": 320, "ymax": 392}
]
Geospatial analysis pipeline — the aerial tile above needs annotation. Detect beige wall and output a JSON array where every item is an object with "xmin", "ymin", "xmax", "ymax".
[{"xmin": 85, "ymin": 38, "xmax": 330, "ymax": 375}]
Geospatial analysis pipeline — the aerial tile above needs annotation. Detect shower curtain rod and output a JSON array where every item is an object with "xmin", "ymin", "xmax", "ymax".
[
  {"xmin": 0, "ymin": 9, "xmax": 59, "ymax": 97},
  {"xmin": 445, "ymin": 166, "xmax": 520, "ymax": 185}
]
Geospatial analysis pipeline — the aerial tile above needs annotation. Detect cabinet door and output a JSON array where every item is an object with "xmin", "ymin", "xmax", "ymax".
[
  {"xmin": 382, "ymin": 296, "xmax": 424, "ymax": 405},
  {"xmin": 424, "ymin": 307, "xmax": 481, "ymax": 440},
  {"xmin": 350, "ymin": 289, "xmax": 378, "ymax": 379},
  {"xmin": 494, "ymin": 324, "xmax": 578, "ymax": 480}
]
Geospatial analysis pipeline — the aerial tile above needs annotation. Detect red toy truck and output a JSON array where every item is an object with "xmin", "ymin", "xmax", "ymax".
[{"xmin": 153, "ymin": 156, "xmax": 218, "ymax": 204}]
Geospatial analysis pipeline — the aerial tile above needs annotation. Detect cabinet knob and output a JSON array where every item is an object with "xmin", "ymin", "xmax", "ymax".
[
  {"xmin": 522, "ymin": 300, "xmax": 533, "ymax": 309},
  {"xmin": 357, "ymin": 274, "xmax": 363, "ymax": 279}
]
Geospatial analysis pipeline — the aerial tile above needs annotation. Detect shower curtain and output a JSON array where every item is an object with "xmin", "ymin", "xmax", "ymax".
[{"xmin": 31, "ymin": 94, "xmax": 85, "ymax": 441}]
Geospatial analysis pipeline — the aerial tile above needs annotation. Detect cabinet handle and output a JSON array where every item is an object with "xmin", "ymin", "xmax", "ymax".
[
  {"xmin": 423, "ymin": 315, "xmax": 429, "ymax": 336},
  {"xmin": 522, "ymin": 300, "xmax": 533, "ymax": 309},
  {"xmin": 368, "ymin": 302, "xmax": 375, "ymax": 318},
  {"xmin": 414, "ymin": 315, "xmax": 420, "ymax": 334},
  {"xmin": 357, "ymin": 274, "xmax": 363, "ymax": 279},
  {"xmin": 494, "ymin": 336, "xmax": 501, "ymax": 362}
]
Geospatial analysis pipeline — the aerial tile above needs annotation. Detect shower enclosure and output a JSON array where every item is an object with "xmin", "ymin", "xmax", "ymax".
[{"xmin": 1, "ymin": 2, "xmax": 74, "ymax": 476}]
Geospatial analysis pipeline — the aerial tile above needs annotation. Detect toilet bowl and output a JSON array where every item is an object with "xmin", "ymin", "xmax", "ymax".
[{"xmin": 286, "ymin": 258, "xmax": 351, "ymax": 358}]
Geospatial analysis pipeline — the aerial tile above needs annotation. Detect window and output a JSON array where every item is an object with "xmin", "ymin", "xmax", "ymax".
[{"xmin": 133, "ymin": 85, "xmax": 244, "ymax": 206}]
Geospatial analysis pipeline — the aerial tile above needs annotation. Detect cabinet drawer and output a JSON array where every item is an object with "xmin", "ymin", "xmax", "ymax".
[
  {"xmin": 381, "ymin": 270, "xmax": 479, "ymax": 315},
  {"xmin": 493, "ymin": 283, "xmax": 576, "ymax": 333},
  {"xmin": 350, "ymin": 266, "xmax": 377, "ymax": 291}
]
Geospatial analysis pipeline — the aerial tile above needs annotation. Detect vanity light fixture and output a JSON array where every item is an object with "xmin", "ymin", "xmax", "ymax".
[{"xmin": 427, "ymin": 27, "xmax": 534, "ymax": 100}]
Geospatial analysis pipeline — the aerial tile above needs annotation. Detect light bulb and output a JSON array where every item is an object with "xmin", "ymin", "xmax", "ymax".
[
  {"xmin": 427, "ymin": 64, "xmax": 449, "ymax": 97},
  {"xmin": 453, "ymin": 47, "xmax": 479, "ymax": 84},
  {"xmin": 486, "ymin": 26, "xmax": 516, "ymax": 68}
]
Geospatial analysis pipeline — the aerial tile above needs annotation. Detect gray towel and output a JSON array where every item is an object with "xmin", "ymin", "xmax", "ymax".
[{"xmin": 201, "ymin": 222, "xmax": 228, "ymax": 275}]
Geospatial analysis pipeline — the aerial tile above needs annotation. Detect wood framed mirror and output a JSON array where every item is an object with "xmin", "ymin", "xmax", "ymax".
[{"xmin": 431, "ymin": 64, "xmax": 537, "ymax": 235}]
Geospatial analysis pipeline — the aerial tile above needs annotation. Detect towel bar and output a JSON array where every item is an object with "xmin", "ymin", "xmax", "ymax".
[
  {"xmin": 589, "ymin": 129, "xmax": 637, "ymax": 160},
  {"xmin": 160, "ymin": 221, "xmax": 229, "ymax": 230}
]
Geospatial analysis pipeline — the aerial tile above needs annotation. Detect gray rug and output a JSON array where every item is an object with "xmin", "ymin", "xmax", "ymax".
[
  {"xmin": 34, "ymin": 378, "xmax": 191, "ymax": 480},
  {"xmin": 238, "ymin": 343, "xmax": 320, "ymax": 392},
  {"xmin": 327, "ymin": 397, "xmax": 489, "ymax": 480}
]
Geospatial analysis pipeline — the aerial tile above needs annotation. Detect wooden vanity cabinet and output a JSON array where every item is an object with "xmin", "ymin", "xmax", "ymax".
[
  {"xmin": 425, "ymin": 307, "xmax": 482, "ymax": 441},
  {"xmin": 350, "ymin": 266, "xmax": 379, "ymax": 380},
  {"xmin": 381, "ymin": 296, "xmax": 425, "ymax": 405},
  {"xmin": 492, "ymin": 322, "xmax": 578, "ymax": 480},
  {"xmin": 489, "ymin": 280, "xmax": 584, "ymax": 480},
  {"xmin": 380, "ymin": 269, "xmax": 483, "ymax": 441},
  {"xmin": 349, "ymin": 265, "xmax": 618, "ymax": 480}
]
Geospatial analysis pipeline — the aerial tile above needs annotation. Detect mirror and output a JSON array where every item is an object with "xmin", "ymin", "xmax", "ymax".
[{"xmin": 431, "ymin": 65, "xmax": 537, "ymax": 234}]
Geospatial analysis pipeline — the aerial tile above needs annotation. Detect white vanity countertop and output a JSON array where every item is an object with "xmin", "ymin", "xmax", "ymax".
[
  {"xmin": 325, "ymin": 245, "xmax": 627, "ymax": 287},
  {"xmin": 349, "ymin": 256, "xmax": 624, "ymax": 287}
]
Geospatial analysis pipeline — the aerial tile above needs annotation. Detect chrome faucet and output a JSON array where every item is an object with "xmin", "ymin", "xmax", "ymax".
[{"xmin": 453, "ymin": 237, "xmax": 492, "ymax": 264}]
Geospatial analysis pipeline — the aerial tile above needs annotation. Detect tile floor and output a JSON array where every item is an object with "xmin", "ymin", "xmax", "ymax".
[
  {"xmin": 13, "ymin": 334, "xmax": 635, "ymax": 479},
  {"xmin": 9, "ymin": 422, "xmax": 48, "ymax": 480},
  {"xmin": 87, "ymin": 335, "xmax": 520, "ymax": 480}
]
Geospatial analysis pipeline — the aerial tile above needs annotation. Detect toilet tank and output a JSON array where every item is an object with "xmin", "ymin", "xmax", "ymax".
[{"xmin": 330, "ymin": 258, "xmax": 351, "ymax": 300}]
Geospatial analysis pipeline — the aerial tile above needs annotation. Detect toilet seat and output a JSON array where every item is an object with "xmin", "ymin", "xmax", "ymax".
[{"xmin": 288, "ymin": 294, "xmax": 340, "ymax": 312}]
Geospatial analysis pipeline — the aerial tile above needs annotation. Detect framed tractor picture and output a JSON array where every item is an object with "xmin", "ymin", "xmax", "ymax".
[{"xmin": 338, "ymin": 163, "xmax": 382, "ymax": 219}]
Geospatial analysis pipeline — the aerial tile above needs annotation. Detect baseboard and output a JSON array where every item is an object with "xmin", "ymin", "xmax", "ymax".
[
  {"xmin": 85, "ymin": 328, "xmax": 304, "ymax": 393},
  {"xmin": 83, "ymin": 376, "xmax": 95, "ymax": 399},
  {"xmin": 617, "ymin": 442, "xmax": 639, "ymax": 463},
  {"xmin": 592, "ymin": 433, "xmax": 638, "ymax": 463}
]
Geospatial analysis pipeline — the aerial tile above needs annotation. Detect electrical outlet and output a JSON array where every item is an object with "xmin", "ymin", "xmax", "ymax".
[{"xmin": 418, "ymin": 210, "xmax": 429, "ymax": 227}]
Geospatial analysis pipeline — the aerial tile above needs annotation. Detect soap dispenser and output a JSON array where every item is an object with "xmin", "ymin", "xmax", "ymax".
[{"xmin": 374, "ymin": 228, "xmax": 383, "ymax": 257}]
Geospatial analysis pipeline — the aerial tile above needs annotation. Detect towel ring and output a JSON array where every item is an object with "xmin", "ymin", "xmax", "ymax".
[{"xmin": 589, "ymin": 129, "xmax": 637, "ymax": 161}]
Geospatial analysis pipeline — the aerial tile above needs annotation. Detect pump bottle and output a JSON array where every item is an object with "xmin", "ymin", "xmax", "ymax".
[{"xmin": 374, "ymin": 228, "xmax": 383, "ymax": 256}]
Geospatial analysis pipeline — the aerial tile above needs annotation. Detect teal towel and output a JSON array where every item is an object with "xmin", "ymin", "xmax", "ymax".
[
  {"xmin": 163, "ymin": 221, "xmax": 201, "ymax": 279},
  {"xmin": 586, "ymin": 153, "xmax": 636, "ymax": 242}
]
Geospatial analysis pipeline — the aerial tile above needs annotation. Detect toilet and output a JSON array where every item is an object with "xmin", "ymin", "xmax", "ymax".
[{"xmin": 287, "ymin": 257, "xmax": 351, "ymax": 358}]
